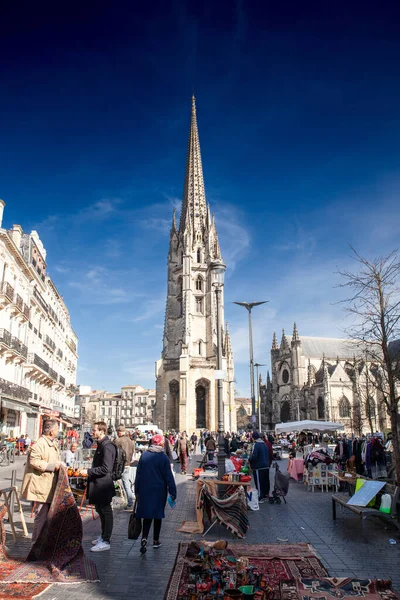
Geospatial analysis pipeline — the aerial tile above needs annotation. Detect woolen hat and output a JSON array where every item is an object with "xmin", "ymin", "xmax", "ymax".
[{"xmin": 117, "ymin": 425, "xmax": 126, "ymax": 432}]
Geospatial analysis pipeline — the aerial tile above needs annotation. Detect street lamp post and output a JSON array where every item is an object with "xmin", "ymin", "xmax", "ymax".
[
  {"xmin": 163, "ymin": 393, "xmax": 167, "ymax": 433},
  {"xmin": 254, "ymin": 363, "xmax": 265, "ymax": 431},
  {"xmin": 228, "ymin": 380, "xmax": 235, "ymax": 432},
  {"xmin": 211, "ymin": 260, "xmax": 226, "ymax": 485},
  {"xmin": 233, "ymin": 301, "xmax": 268, "ymax": 423}
]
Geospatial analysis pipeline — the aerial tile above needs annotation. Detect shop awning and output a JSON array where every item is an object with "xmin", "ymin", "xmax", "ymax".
[{"xmin": 1, "ymin": 398, "xmax": 30, "ymax": 411}]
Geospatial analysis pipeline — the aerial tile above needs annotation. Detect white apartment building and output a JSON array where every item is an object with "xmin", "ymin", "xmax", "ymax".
[
  {"xmin": 121, "ymin": 385, "xmax": 156, "ymax": 427},
  {"xmin": 0, "ymin": 200, "xmax": 78, "ymax": 439}
]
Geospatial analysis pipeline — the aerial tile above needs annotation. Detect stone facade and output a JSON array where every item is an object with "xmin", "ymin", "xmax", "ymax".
[
  {"xmin": 155, "ymin": 98, "xmax": 235, "ymax": 433},
  {"xmin": 0, "ymin": 200, "xmax": 78, "ymax": 439},
  {"xmin": 260, "ymin": 323, "xmax": 391, "ymax": 434},
  {"xmin": 80, "ymin": 384, "xmax": 156, "ymax": 429}
]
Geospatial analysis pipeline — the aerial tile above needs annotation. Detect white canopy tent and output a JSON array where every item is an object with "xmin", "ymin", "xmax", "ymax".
[{"xmin": 275, "ymin": 420, "xmax": 344, "ymax": 434}]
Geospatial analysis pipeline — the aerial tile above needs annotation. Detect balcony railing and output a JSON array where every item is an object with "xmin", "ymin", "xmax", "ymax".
[
  {"xmin": 66, "ymin": 338, "xmax": 77, "ymax": 354},
  {"xmin": 23, "ymin": 304, "xmax": 30, "ymax": 320},
  {"xmin": 67, "ymin": 384, "xmax": 79, "ymax": 394},
  {"xmin": 15, "ymin": 294, "xmax": 23, "ymax": 310},
  {"xmin": 0, "ymin": 281, "xmax": 14, "ymax": 302},
  {"xmin": 48, "ymin": 306, "xmax": 58, "ymax": 324},
  {"xmin": 0, "ymin": 328, "xmax": 12, "ymax": 347},
  {"xmin": 10, "ymin": 336, "xmax": 28, "ymax": 359},
  {"xmin": 44, "ymin": 335, "xmax": 56, "ymax": 352},
  {"xmin": 27, "ymin": 352, "xmax": 49, "ymax": 374},
  {"xmin": 0, "ymin": 376, "xmax": 31, "ymax": 402},
  {"xmin": 59, "ymin": 375, "xmax": 66, "ymax": 386},
  {"xmin": 33, "ymin": 287, "xmax": 48, "ymax": 313},
  {"xmin": 48, "ymin": 367, "xmax": 58, "ymax": 381},
  {"xmin": 0, "ymin": 329, "xmax": 27, "ymax": 359}
]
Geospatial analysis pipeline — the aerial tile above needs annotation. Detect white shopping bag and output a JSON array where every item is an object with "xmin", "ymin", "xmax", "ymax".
[{"xmin": 246, "ymin": 487, "xmax": 259, "ymax": 511}]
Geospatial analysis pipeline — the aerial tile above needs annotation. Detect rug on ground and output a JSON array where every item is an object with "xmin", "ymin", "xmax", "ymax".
[
  {"xmin": 164, "ymin": 542, "xmax": 328, "ymax": 600},
  {"xmin": 0, "ymin": 466, "xmax": 98, "ymax": 598},
  {"xmin": 164, "ymin": 542, "xmax": 400, "ymax": 600}
]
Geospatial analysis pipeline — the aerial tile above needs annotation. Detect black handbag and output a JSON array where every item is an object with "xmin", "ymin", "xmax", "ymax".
[{"xmin": 128, "ymin": 500, "xmax": 142, "ymax": 540}]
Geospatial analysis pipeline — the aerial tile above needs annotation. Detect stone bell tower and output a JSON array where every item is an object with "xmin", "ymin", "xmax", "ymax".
[{"xmin": 155, "ymin": 97, "xmax": 235, "ymax": 433}]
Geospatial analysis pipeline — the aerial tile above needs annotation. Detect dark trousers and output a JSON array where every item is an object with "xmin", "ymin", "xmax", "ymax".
[
  {"xmin": 254, "ymin": 468, "xmax": 270, "ymax": 500},
  {"xmin": 142, "ymin": 518, "xmax": 162, "ymax": 541},
  {"xmin": 95, "ymin": 503, "xmax": 113, "ymax": 543}
]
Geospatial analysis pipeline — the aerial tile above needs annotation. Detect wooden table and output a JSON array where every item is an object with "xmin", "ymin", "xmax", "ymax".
[{"xmin": 332, "ymin": 472, "xmax": 358, "ymax": 494}]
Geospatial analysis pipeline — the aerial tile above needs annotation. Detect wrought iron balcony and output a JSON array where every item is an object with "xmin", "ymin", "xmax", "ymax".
[
  {"xmin": 33, "ymin": 287, "xmax": 48, "ymax": 313},
  {"xmin": 15, "ymin": 294, "xmax": 23, "ymax": 310},
  {"xmin": 48, "ymin": 306, "xmax": 58, "ymax": 324},
  {"xmin": 44, "ymin": 335, "xmax": 56, "ymax": 352},
  {"xmin": 0, "ymin": 328, "xmax": 12, "ymax": 347},
  {"xmin": 0, "ymin": 376, "xmax": 31, "ymax": 402},
  {"xmin": 27, "ymin": 352, "xmax": 50, "ymax": 373},
  {"xmin": 23, "ymin": 304, "xmax": 30, "ymax": 320},
  {"xmin": 10, "ymin": 336, "xmax": 27, "ymax": 359},
  {"xmin": 66, "ymin": 338, "xmax": 77, "ymax": 354},
  {"xmin": 59, "ymin": 375, "xmax": 66, "ymax": 386},
  {"xmin": 0, "ymin": 281, "xmax": 14, "ymax": 303},
  {"xmin": 48, "ymin": 367, "xmax": 58, "ymax": 381}
]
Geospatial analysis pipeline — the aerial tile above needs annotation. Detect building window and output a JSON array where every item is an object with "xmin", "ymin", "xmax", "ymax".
[
  {"xmin": 339, "ymin": 396, "xmax": 351, "ymax": 418},
  {"xmin": 196, "ymin": 297, "xmax": 203, "ymax": 314},
  {"xmin": 282, "ymin": 368, "xmax": 289, "ymax": 384},
  {"xmin": 195, "ymin": 276, "xmax": 203, "ymax": 291},
  {"xmin": 197, "ymin": 248, "xmax": 201, "ymax": 263},
  {"xmin": 317, "ymin": 396, "xmax": 325, "ymax": 419},
  {"xmin": 198, "ymin": 340, "xmax": 202, "ymax": 355},
  {"xmin": 108, "ymin": 407, "xmax": 112, "ymax": 416},
  {"xmin": 366, "ymin": 397, "xmax": 376, "ymax": 419}
]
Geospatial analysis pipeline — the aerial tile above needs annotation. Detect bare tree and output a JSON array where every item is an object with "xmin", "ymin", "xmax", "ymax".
[{"xmin": 337, "ymin": 248, "xmax": 400, "ymax": 485}]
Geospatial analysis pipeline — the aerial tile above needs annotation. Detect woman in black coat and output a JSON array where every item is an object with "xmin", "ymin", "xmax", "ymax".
[{"xmin": 135, "ymin": 434, "xmax": 177, "ymax": 554}]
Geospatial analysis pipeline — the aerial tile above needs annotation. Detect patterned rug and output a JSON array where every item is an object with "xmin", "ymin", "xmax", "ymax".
[
  {"xmin": 280, "ymin": 578, "xmax": 400, "ymax": 600},
  {"xmin": 165, "ymin": 542, "xmax": 328, "ymax": 600},
  {"xmin": 0, "ymin": 466, "xmax": 98, "ymax": 591}
]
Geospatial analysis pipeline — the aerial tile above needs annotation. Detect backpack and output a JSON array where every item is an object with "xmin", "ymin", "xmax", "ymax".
[
  {"xmin": 83, "ymin": 432, "xmax": 93, "ymax": 449},
  {"xmin": 112, "ymin": 443, "xmax": 126, "ymax": 481}
]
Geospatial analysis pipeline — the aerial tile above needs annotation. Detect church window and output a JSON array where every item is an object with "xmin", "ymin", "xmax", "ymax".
[
  {"xmin": 195, "ymin": 276, "xmax": 203, "ymax": 291},
  {"xmin": 196, "ymin": 231, "xmax": 202, "ymax": 243},
  {"xmin": 197, "ymin": 248, "xmax": 201, "ymax": 263},
  {"xmin": 282, "ymin": 368, "xmax": 289, "ymax": 384},
  {"xmin": 317, "ymin": 396, "xmax": 325, "ymax": 419},
  {"xmin": 366, "ymin": 397, "xmax": 376, "ymax": 418},
  {"xmin": 195, "ymin": 297, "xmax": 203, "ymax": 314},
  {"xmin": 339, "ymin": 396, "xmax": 351, "ymax": 418},
  {"xmin": 198, "ymin": 340, "xmax": 202, "ymax": 355}
]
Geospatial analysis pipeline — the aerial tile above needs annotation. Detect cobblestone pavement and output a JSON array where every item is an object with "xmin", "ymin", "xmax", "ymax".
[{"xmin": 4, "ymin": 455, "xmax": 400, "ymax": 599}]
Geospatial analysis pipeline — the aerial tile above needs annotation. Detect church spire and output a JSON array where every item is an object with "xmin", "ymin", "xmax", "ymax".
[
  {"xmin": 179, "ymin": 96, "xmax": 207, "ymax": 234},
  {"xmin": 291, "ymin": 322, "xmax": 300, "ymax": 345},
  {"xmin": 272, "ymin": 331, "xmax": 278, "ymax": 350}
]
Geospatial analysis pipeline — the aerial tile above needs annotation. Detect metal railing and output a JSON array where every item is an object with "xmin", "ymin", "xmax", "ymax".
[
  {"xmin": 15, "ymin": 294, "xmax": 23, "ymax": 310},
  {"xmin": 27, "ymin": 352, "xmax": 50, "ymax": 374},
  {"xmin": 59, "ymin": 375, "xmax": 66, "ymax": 386},
  {"xmin": 23, "ymin": 304, "xmax": 30, "ymax": 319},
  {"xmin": 0, "ymin": 377, "xmax": 31, "ymax": 402},
  {"xmin": 0, "ymin": 281, "xmax": 14, "ymax": 302},
  {"xmin": 66, "ymin": 338, "xmax": 77, "ymax": 353},
  {"xmin": 48, "ymin": 367, "xmax": 58, "ymax": 381},
  {"xmin": 44, "ymin": 335, "xmax": 56, "ymax": 352},
  {"xmin": 33, "ymin": 287, "xmax": 48, "ymax": 312},
  {"xmin": 48, "ymin": 306, "xmax": 58, "ymax": 324},
  {"xmin": 0, "ymin": 328, "xmax": 12, "ymax": 346}
]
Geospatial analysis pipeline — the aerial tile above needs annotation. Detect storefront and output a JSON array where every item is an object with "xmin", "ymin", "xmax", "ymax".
[{"xmin": 0, "ymin": 398, "xmax": 30, "ymax": 438}]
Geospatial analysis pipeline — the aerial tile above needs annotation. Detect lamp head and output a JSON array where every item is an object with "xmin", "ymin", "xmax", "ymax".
[{"xmin": 210, "ymin": 260, "xmax": 226, "ymax": 287}]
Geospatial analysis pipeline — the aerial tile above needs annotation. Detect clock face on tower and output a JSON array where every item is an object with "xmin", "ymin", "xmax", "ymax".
[{"xmin": 282, "ymin": 368, "xmax": 289, "ymax": 384}]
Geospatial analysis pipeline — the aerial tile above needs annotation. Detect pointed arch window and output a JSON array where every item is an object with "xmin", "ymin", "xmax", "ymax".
[
  {"xmin": 317, "ymin": 396, "xmax": 325, "ymax": 419},
  {"xmin": 339, "ymin": 396, "xmax": 351, "ymax": 418},
  {"xmin": 195, "ymin": 276, "xmax": 203, "ymax": 291},
  {"xmin": 366, "ymin": 396, "xmax": 376, "ymax": 419},
  {"xmin": 197, "ymin": 248, "xmax": 202, "ymax": 263}
]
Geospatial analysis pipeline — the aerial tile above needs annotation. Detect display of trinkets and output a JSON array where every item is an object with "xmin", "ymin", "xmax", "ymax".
[{"xmin": 180, "ymin": 542, "xmax": 274, "ymax": 600}]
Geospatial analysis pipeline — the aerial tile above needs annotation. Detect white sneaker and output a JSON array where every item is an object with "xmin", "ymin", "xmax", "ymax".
[
  {"xmin": 92, "ymin": 536, "xmax": 103, "ymax": 545},
  {"xmin": 90, "ymin": 540, "xmax": 110, "ymax": 552}
]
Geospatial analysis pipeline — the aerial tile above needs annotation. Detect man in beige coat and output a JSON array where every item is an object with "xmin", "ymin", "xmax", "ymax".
[{"xmin": 21, "ymin": 419, "xmax": 64, "ymax": 543}]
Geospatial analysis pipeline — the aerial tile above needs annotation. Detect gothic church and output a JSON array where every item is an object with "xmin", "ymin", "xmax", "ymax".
[
  {"xmin": 260, "ymin": 324, "xmax": 390, "ymax": 434},
  {"xmin": 155, "ymin": 97, "xmax": 235, "ymax": 433}
]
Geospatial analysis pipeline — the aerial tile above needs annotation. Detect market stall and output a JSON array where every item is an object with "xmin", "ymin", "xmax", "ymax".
[{"xmin": 275, "ymin": 420, "xmax": 344, "ymax": 434}]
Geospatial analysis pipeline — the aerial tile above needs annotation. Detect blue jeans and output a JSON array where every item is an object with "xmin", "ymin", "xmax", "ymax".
[{"xmin": 121, "ymin": 467, "xmax": 133, "ymax": 506}]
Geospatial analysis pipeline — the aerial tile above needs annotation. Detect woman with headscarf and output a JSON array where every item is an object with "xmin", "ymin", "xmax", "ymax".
[{"xmin": 134, "ymin": 434, "xmax": 177, "ymax": 554}]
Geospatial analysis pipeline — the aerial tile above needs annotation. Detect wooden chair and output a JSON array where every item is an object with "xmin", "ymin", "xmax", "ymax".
[{"xmin": 0, "ymin": 486, "xmax": 28, "ymax": 540}]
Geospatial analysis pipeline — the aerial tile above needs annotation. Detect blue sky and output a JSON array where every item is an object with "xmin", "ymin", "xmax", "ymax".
[{"xmin": 1, "ymin": 1, "xmax": 400, "ymax": 396}]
